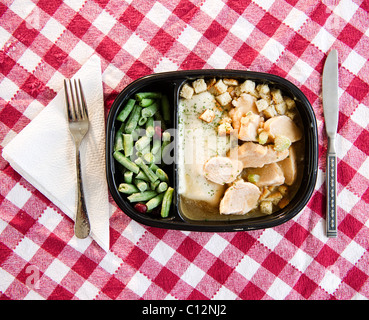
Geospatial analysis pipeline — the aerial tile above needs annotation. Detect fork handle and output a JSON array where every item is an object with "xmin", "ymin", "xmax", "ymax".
[{"xmin": 74, "ymin": 147, "xmax": 90, "ymax": 239}]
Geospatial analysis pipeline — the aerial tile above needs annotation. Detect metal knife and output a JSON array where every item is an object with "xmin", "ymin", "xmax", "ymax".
[{"xmin": 322, "ymin": 49, "xmax": 339, "ymax": 238}]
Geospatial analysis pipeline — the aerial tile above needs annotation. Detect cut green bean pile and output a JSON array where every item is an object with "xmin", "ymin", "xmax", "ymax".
[{"xmin": 114, "ymin": 91, "xmax": 174, "ymax": 218}]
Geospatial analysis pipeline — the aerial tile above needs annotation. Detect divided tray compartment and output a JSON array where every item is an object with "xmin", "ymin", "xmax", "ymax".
[{"xmin": 106, "ymin": 70, "xmax": 318, "ymax": 232}]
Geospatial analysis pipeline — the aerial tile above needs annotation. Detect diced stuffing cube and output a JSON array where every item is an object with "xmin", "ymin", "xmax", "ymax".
[
  {"xmin": 275, "ymin": 101, "xmax": 287, "ymax": 115},
  {"xmin": 257, "ymin": 84, "xmax": 271, "ymax": 102},
  {"xmin": 192, "ymin": 78, "xmax": 207, "ymax": 93},
  {"xmin": 213, "ymin": 79, "xmax": 228, "ymax": 94},
  {"xmin": 223, "ymin": 78, "xmax": 239, "ymax": 86},
  {"xmin": 215, "ymin": 92, "xmax": 232, "ymax": 106},
  {"xmin": 260, "ymin": 201, "xmax": 273, "ymax": 215},
  {"xmin": 255, "ymin": 98, "xmax": 269, "ymax": 112},
  {"xmin": 264, "ymin": 191, "xmax": 283, "ymax": 205},
  {"xmin": 284, "ymin": 97, "xmax": 296, "ymax": 110},
  {"xmin": 285, "ymin": 110, "xmax": 297, "ymax": 120},
  {"xmin": 240, "ymin": 80, "xmax": 255, "ymax": 93},
  {"xmin": 199, "ymin": 109, "xmax": 215, "ymax": 123},
  {"xmin": 207, "ymin": 78, "xmax": 216, "ymax": 89},
  {"xmin": 180, "ymin": 83, "xmax": 194, "ymax": 99},
  {"xmin": 263, "ymin": 105, "xmax": 277, "ymax": 118},
  {"xmin": 271, "ymin": 89, "xmax": 284, "ymax": 104},
  {"xmin": 257, "ymin": 84, "xmax": 270, "ymax": 95}
]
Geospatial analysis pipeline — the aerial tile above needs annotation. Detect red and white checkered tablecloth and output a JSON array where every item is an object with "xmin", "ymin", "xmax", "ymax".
[{"xmin": 1, "ymin": 0, "xmax": 369, "ymax": 300}]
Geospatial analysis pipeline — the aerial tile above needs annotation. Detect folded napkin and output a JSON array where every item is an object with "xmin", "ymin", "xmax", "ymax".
[{"xmin": 2, "ymin": 55, "xmax": 110, "ymax": 251}]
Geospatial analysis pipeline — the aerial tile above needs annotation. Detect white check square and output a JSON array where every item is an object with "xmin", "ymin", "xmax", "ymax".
[
  {"xmin": 6, "ymin": 183, "xmax": 32, "ymax": 209},
  {"xmin": 342, "ymin": 50, "xmax": 366, "ymax": 75},
  {"xmin": 151, "ymin": 240, "xmax": 175, "ymax": 265},
  {"xmin": 17, "ymin": 48, "xmax": 42, "ymax": 73},
  {"xmin": 260, "ymin": 38, "xmax": 284, "ymax": 63},
  {"xmin": 288, "ymin": 58, "xmax": 314, "ymax": 84},
  {"xmin": 177, "ymin": 25, "xmax": 202, "ymax": 51},
  {"xmin": 40, "ymin": 18, "xmax": 66, "ymax": 44},
  {"xmin": 181, "ymin": 263, "xmax": 205, "ymax": 287},
  {"xmin": 230, "ymin": 16, "xmax": 254, "ymax": 42},
  {"xmin": 126, "ymin": 271, "xmax": 151, "ymax": 296},
  {"xmin": 93, "ymin": 10, "xmax": 116, "ymax": 35},
  {"xmin": 146, "ymin": 2, "xmax": 171, "ymax": 28}
]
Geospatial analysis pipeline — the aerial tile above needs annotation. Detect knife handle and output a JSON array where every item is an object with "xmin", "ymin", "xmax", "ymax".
[{"xmin": 326, "ymin": 153, "xmax": 337, "ymax": 238}]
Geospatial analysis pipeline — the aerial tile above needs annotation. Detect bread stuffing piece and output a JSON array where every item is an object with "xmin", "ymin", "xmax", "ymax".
[
  {"xmin": 220, "ymin": 180, "xmax": 261, "ymax": 215},
  {"xmin": 192, "ymin": 78, "xmax": 207, "ymax": 93},
  {"xmin": 203, "ymin": 156, "xmax": 243, "ymax": 185},
  {"xmin": 213, "ymin": 79, "xmax": 228, "ymax": 94},
  {"xmin": 199, "ymin": 108, "xmax": 215, "ymax": 123},
  {"xmin": 180, "ymin": 83, "xmax": 194, "ymax": 100},
  {"xmin": 216, "ymin": 91, "xmax": 232, "ymax": 106}
]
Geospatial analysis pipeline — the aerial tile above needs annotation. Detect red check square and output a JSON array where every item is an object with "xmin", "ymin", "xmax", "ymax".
[
  {"xmin": 37, "ymin": 0, "xmax": 63, "ymax": 16},
  {"xmin": 67, "ymin": 14, "xmax": 91, "ymax": 38},
  {"xmin": 119, "ymin": 5, "xmax": 145, "ymax": 31},
  {"xmin": 13, "ymin": 21, "xmax": 39, "ymax": 47},
  {"xmin": 338, "ymin": 24, "xmax": 363, "ymax": 49},
  {"xmin": 204, "ymin": 20, "xmax": 229, "ymax": 46},
  {"xmin": 173, "ymin": 0, "xmax": 199, "ymax": 23},
  {"xmin": 257, "ymin": 12, "xmax": 281, "ymax": 37}
]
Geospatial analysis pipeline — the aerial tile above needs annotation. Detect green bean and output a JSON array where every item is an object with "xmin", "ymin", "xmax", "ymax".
[
  {"xmin": 125, "ymin": 105, "xmax": 142, "ymax": 134},
  {"xmin": 113, "ymin": 151, "xmax": 140, "ymax": 174},
  {"xmin": 146, "ymin": 193, "xmax": 164, "ymax": 211},
  {"xmin": 134, "ymin": 157, "xmax": 158, "ymax": 183},
  {"xmin": 141, "ymin": 101, "xmax": 159, "ymax": 118},
  {"xmin": 114, "ymin": 125, "xmax": 124, "ymax": 152},
  {"xmin": 146, "ymin": 127, "xmax": 155, "ymax": 138},
  {"xmin": 151, "ymin": 138, "xmax": 161, "ymax": 155},
  {"xmin": 154, "ymin": 111, "xmax": 166, "ymax": 130},
  {"xmin": 161, "ymin": 131, "xmax": 171, "ymax": 158},
  {"xmin": 135, "ymin": 135, "xmax": 151, "ymax": 152},
  {"xmin": 156, "ymin": 168, "xmax": 169, "ymax": 182},
  {"xmin": 138, "ymin": 116, "xmax": 147, "ymax": 126},
  {"xmin": 161, "ymin": 187, "xmax": 174, "ymax": 218},
  {"xmin": 143, "ymin": 152, "xmax": 155, "ymax": 164},
  {"xmin": 135, "ymin": 92, "xmax": 162, "ymax": 101},
  {"xmin": 118, "ymin": 183, "xmax": 139, "ymax": 194},
  {"xmin": 139, "ymin": 98, "xmax": 155, "ymax": 107},
  {"xmin": 161, "ymin": 95, "xmax": 170, "ymax": 122},
  {"xmin": 156, "ymin": 181, "xmax": 168, "ymax": 193},
  {"xmin": 124, "ymin": 171, "xmax": 133, "ymax": 184},
  {"xmin": 117, "ymin": 99, "xmax": 135, "ymax": 122},
  {"xmin": 123, "ymin": 134, "xmax": 133, "ymax": 157},
  {"xmin": 150, "ymin": 179, "xmax": 160, "ymax": 190},
  {"xmin": 145, "ymin": 116, "xmax": 154, "ymax": 130},
  {"xmin": 127, "ymin": 190, "xmax": 158, "ymax": 202},
  {"xmin": 134, "ymin": 179, "xmax": 148, "ymax": 192},
  {"xmin": 149, "ymin": 163, "xmax": 160, "ymax": 172},
  {"xmin": 135, "ymin": 170, "xmax": 149, "ymax": 182}
]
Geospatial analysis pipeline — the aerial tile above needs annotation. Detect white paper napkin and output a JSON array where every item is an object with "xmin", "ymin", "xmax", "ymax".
[{"xmin": 2, "ymin": 55, "xmax": 110, "ymax": 251}]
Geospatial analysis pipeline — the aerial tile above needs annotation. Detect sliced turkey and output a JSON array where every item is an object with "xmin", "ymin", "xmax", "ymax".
[
  {"xmin": 203, "ymin": 156, "xmax": 243, "ymax": 185},
  {"xmin": 219, "ymin": 180, "xmax": 261, "ymax": 215},
  {"xmin": 235, "ymin": 142, "xmax": 289, "ymax": 168}
]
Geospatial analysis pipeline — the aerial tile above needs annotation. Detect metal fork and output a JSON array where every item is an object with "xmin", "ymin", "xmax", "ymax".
[{"xmin": 64, "ymin": 79, "xmax": 90, "ymax": 239}]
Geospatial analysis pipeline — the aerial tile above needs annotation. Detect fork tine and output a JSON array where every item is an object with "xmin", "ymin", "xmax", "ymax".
[
  {"xmin": 77, "ymin": 79, "xmax": 88, "ymax": 120},
  {"xmin": 64, "ymin": 79, "xmax": 74, "ymax": 120},
  {"xmin": 73, "ymin": 79, "xmax": 83, "ymax": 120}
]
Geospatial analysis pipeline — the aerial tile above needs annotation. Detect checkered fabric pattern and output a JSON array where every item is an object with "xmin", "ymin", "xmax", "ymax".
[{"xmin": 1, "ymin": 0, "xmax": 369, "ymax": 300}]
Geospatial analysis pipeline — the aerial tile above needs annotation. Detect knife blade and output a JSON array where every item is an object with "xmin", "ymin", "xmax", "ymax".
[{"xmin": 322, "ymin": 49, "xmax": 339, "ymax": 238}]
